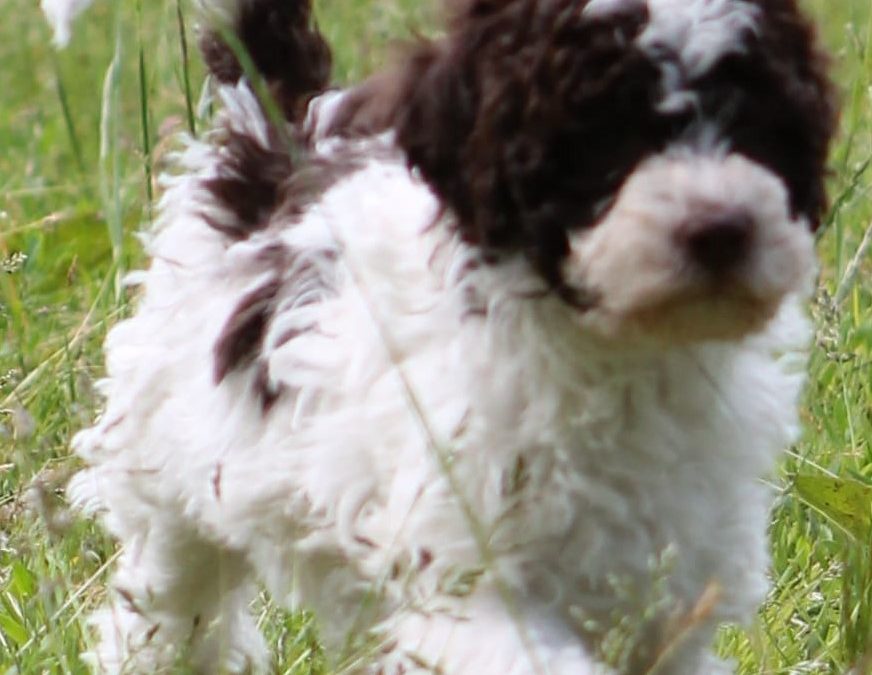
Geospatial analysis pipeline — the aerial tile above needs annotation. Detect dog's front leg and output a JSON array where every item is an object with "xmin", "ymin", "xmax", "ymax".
[{"xmin": 84, "ymin": 521, "xmax": 267, "ymax": 674}]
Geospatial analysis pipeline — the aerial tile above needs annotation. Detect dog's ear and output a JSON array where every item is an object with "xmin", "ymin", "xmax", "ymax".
[
  {"xmin": 746, "ymin": 0, "xmax": 839, "ymax": 229},
  {"xmin": 688, "ymin": 0, "xmax": 838, "ymax": 230},
  {"xmin": 394, "ymin": 41, "xmax": 480, "ymax": 236},
  {"xmin": 392, "ymin": 0, "xmax": 653, "ymax": 279},
  {"xmin": 392, "ymin": 0, "xmax": 540, "ymax": 251}
]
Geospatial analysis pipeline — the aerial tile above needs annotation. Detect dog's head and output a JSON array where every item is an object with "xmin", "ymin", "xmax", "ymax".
[{"xmin": 337, "ymin": 0, "xmax": 837, "ymax": 343}]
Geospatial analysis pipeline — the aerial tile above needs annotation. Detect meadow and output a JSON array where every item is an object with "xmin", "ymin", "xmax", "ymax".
[{"xmin": 0, "ymin": 0, "xmax": 870, "ymax": 672}]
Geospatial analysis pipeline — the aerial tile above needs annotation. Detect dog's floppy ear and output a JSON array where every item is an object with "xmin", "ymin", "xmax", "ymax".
[
  {"xmin": 394, "ymin": 41, "xmax": 480, "ymax": 237},
  {"xmin": 393, "ymin": 0, "xmax": 538, "ymax": 251},
  {"xmin": 392, "ymin": 0, "xmax": 653, "ymax": 288},
  {"xmin": 728, "ymin": 0, "xmax": 838, "ymax": 229},
  {"xmin": 322, "ymin": 3, "xmax": 497, "ymax": 245}
]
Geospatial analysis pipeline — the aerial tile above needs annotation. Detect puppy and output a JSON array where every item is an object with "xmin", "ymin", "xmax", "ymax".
[{"xmin": 68, "ymin": 0, "xmax": 837, "ymax": 672}]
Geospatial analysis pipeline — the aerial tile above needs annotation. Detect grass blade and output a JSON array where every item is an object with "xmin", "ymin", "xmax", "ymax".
[
  {"xmin": 177, "ymin": 0, "xmax": 197, "ymax": 136},
  {"xmin": 98, "ymin": 2, "xmax": 125, "ymax": 295},
  {"xmin": 137, "ymin": 0, "xmax": 154, "ymax": 220},
  {"xmin": 52, "ymin": 54, "xmax": 86, "ymax": 177}
]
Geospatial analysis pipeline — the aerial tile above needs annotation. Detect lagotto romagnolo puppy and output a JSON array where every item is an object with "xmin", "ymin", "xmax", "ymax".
[{"xmin": 58, "ymin": 0, "xmax": 836, "ymax": 673}]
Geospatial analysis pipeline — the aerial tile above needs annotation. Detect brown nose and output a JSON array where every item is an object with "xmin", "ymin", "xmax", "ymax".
[{"xmin": 684, "ymin": 212, "xmax": 753, "ymax": 275}]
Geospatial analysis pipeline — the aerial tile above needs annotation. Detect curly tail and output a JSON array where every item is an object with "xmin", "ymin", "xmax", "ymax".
[{"xmin": 198, "ymin": 0, "xmax": 333, "ymax": 122}]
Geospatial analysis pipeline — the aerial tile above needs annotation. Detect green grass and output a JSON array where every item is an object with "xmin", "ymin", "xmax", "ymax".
[{"xmin": 0, "ymin": 1, "xmax": 870, "ymax": 673}]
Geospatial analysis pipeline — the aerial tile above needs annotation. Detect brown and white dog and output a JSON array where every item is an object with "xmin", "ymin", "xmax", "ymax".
[{"xmin": 61, "ymin": 0, "xmax": 836, "ymax": 672}]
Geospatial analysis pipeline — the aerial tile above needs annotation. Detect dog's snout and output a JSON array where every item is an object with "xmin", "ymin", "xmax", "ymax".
[{"xmin": 683, "ymin": 211, "xmax": 753, "ymax": 275}]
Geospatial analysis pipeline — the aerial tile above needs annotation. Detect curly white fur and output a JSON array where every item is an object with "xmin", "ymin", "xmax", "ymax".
[{"xmin": 67, "ymin": 78, "xmax": 814, "ymax": 674}]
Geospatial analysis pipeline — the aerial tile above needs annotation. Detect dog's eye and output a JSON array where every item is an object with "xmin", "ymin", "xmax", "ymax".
[{"xmin": 692, "ymin": 54, "xmax": 828, "ymax": 226}]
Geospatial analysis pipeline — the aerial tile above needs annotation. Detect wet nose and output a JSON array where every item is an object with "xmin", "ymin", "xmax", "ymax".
[{"xmin": 684, "ymin": 211, "xmax": 753, "ymax": 275}]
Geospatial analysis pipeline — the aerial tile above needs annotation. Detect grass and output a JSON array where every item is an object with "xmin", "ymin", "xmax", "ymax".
[{"xmin": 0, "ymin": 0, "xmax": 870, "ymax": 673}]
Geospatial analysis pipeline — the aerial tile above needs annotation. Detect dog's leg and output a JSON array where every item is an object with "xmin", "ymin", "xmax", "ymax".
[
  {"xmin": 371, "ymin": 593, "xmax": 609, "ymax": 675},
  {"xmin": 86, "ymin": 519, "xmax": 266, "ymax": 674}
]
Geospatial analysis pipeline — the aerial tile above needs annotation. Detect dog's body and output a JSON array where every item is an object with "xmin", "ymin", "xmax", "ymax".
[{"xmin": 68, "ymin": 0, "xmax": 836, "ymax": 673}]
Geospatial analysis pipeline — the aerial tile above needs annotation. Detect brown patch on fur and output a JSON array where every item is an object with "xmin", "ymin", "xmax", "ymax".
[
  {"xmin": 322, "ymin": 70, "xmax": 405, "ymax": 139},
  {"xmin": 419, "ymin": 548, "xmax": 434, "ymax": 570},
  {"xmin": 214, "ymin": 277, "xmax": 283, "ymax": 383},
  {"xmin": 144, "ymin": 623, "xmax": 161, "ymax": 643},
  {"xmin": 116, "ymin": 587, "xmax": 143, "ymax": 615},
  {"xmin": 692, "ymin": 0, "xmax": 838, "ymax": 229},
  {"xmin": 354, "ymin": 535, "xmax": 378, "ymax": 549},
  {"xmin": 203, "ymin": 130, "xmax": 367, "ymax": 242},
  {"xmin": 203, "ymin": 128, "xmax": 294, "ymax": 240},
  {"xmin": 200, "ymin": 0, "xmax": 332, "ymax": 121},
  {"xmin": 213, "ymin": 273, "xmax": 293, "ymax": 412},
  {"xmin": 197, "ymin": 0, "xmax": 348, "ymax": 243},
  {"xmin": 274, "ymin": 152, "xmax": 368, "ymax": 221},
  {"xmin": 254, "ymin": 359, "xmax": 285, "ymax": 413},
  {"xmin": 212, "ymin": 240, "xmax": 339, "ymax": 409},
  {"xmin": 212, "ymin": 463, "xmax": 223, "ymax": 500}
]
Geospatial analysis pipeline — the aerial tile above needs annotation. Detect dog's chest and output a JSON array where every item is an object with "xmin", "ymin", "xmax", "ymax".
[
  {"xmin": 204, "ymin": 152, "xmax": 804, "ymax": 639},
  {"xmin": 285, "ymin": 283, "xmax": 765, "ymax": 597}
]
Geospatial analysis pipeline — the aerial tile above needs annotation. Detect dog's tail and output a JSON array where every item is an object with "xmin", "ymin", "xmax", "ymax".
[{"xmin": 198, "ymin": 0, "xmax": 333, "ymax": 123}]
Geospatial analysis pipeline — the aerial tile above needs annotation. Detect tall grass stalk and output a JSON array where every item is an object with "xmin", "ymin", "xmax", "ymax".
[
  {"xmin": 98, "ymin": 2, "xmax": 125, "ymax": 296},
  {"xmin": 137, "ymin": 0, "xmax": 154, "ymax": 220},
  {"xmin": 53, "ymin": 55, "xmax": 86, "ymax": 178},
  {"xmin": 176, "ymin": 0, "xmax": 197, "ymax": 136}
]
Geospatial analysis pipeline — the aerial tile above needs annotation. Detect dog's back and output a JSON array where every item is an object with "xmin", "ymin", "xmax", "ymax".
[{"xmin": 69, "ymin": 1, "xmax": 836, "ymax": 673}]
